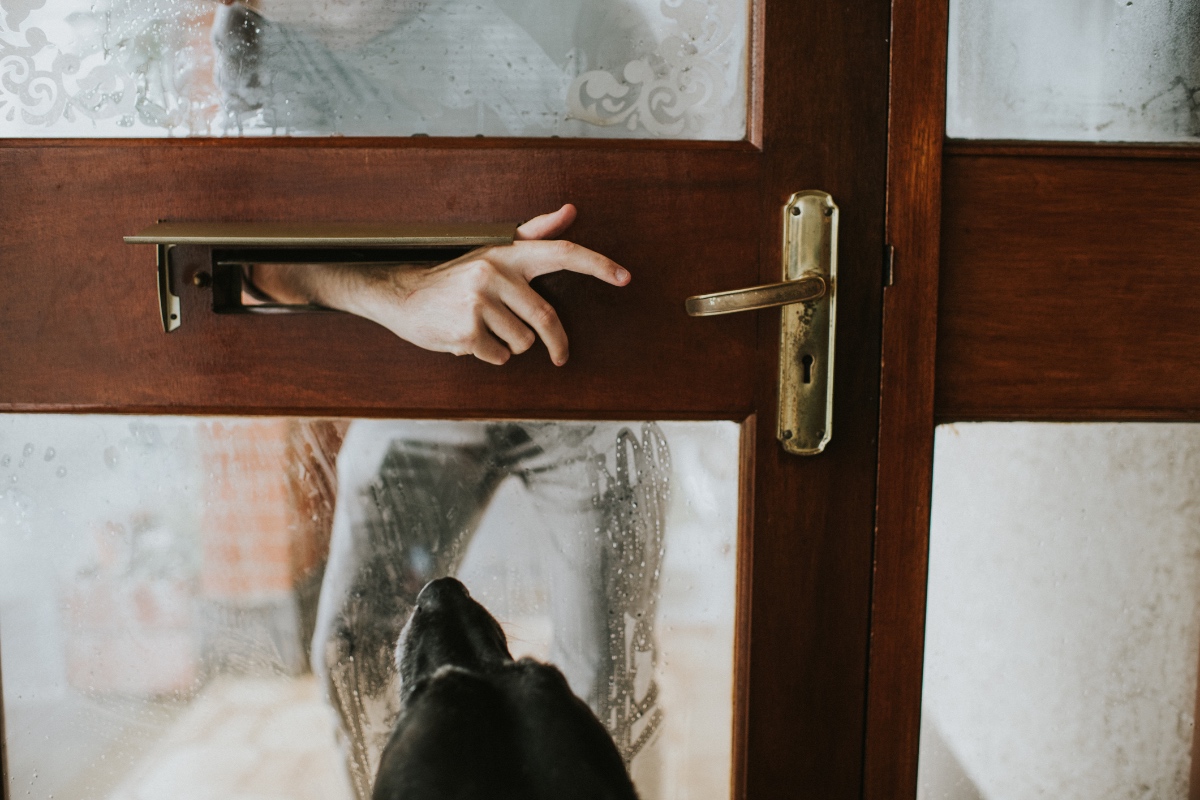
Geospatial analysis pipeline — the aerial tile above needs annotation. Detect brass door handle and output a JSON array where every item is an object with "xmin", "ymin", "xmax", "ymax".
[
  {"xmin": 684, "ymin": 274, "xmax": 827, "ymax": 316},
  {"xmin": 684, "ymin": 190, "xmax": 838, "ymax": 455}
]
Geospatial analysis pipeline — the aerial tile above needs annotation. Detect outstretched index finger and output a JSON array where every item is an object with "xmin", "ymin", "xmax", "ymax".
[{"xmin": 488, "ymin": 239, "xmax": 631, "ymax": 287}]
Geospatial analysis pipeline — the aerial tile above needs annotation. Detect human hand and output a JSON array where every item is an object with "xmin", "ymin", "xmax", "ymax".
[{"xmin": 252, "ymin": 204, "xmax": 630, "ymax": 366}]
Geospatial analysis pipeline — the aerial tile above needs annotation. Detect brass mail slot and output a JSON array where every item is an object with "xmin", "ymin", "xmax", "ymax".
[{"xmin": 125, "ymin": 222, "xmax": 518, "ymax": 332}]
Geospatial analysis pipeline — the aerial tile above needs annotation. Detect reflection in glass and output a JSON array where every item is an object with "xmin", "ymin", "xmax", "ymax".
[
  {"xmin": 947, "ymin": 0, "xmax": 1200, "ymax": 142},
  {"xmin": 919, "ymin": 423, "xmax": 1200, "ymax": 798},
  {"xmin": 0, "ymin": 0, "xmax": 748, "ymax": 138},
  {"xmin": 0, "ymin": 416, "xmax": 738, "ymax": 800}
]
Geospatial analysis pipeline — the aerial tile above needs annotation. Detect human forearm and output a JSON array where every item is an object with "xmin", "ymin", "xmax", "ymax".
[
  {"xmin": 249, "ymin": 262, "xmax": 412, "ymax": 313},
  {"xmin": 245, "ymin": 205, "xmax": 629, "ymax": 366}
]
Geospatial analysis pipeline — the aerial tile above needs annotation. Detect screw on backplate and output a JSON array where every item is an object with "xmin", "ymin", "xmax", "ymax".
[
  {"xmin": 193, "ymin": 271, "xmax": 212, "ymax": 287},
  {"xmin": 782, "ymin": 430, "xmax": 793, "ymax": 440},
  {"xmin": 823, "ymin": 207, "xmax": 833, "ymax": 217},
  {"xmin": 790, "ymin": 206, "xmax": 801, "ymax": 216}
]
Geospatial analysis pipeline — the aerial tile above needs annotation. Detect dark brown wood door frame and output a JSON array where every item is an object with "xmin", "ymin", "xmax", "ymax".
[{"xmin": 863, "ymin": 0, "xmax": 949, "ymax": 796}]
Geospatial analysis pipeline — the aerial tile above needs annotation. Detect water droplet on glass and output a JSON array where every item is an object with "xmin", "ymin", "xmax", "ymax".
[
  {"xmin": 43, "ymin": 447, "xmax": 55, "ymax": 461},
  {"xmin": 22, "ymin": 443, "xmax": 34, "ymax": 457}
]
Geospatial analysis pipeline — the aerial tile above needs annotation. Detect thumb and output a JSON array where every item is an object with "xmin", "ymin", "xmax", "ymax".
[{"xmin": 516, "ymin": 203, "xmax": 577, "ymax": 241}]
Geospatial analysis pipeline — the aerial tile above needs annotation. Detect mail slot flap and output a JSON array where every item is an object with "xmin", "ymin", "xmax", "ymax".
[{"xmin": 125, "ymin": 221, "xmax": 517, "ymax": 249}]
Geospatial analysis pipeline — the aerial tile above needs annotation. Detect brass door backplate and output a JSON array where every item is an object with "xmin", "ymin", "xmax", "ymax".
[{"xmin": 777, "ymin": 190, "xmax": 837, "ymax": 455}]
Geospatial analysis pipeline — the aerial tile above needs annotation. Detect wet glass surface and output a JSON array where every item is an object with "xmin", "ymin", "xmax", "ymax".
[
  {"xmin": 947, "ymin": 0, "xmax": 1200, "ymax": 142},
  {"xmin": 918, "ymin": 423, "xmax": 1200, "ymax": 799},
  {"xmin": 0, "ymin": 0, "xmax": 749, "ymax": 138},
  {"xmin": 0, "ymin": 415, "xmax": 739, "ymax": 800}
]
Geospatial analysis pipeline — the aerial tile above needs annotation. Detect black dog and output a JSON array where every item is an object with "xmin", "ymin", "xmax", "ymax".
[{"xmin": 373, "ymin": 577, "xmax": 640, "ymax": 800}]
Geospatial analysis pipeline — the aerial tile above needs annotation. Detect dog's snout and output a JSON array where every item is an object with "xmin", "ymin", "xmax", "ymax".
[
  {"xmin": 399, "ymin": 577, "xmax": 511, "ymax": 700},
  {"xmin": 416, "ymin": 577, "xmax": 470, "ymax": 609}
]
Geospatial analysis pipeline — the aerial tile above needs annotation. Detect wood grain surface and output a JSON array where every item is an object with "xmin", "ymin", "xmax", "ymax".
[
  {"xmin": 864, "ymin": 0, "xmax": 948, "ymax": 797},
  {"xmin": 0, "ymin": 146, "xmax": 759, "ymax": 417},
  {"xmin": 938, "ymin": 146, "xmax": 1200, "ymax": 421},
  {"xmin": 742, "ymin": 0, "xmax": 890, "ymax": 796}
]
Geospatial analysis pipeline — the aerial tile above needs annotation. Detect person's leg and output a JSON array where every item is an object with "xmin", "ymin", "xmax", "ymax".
[
  {"xmin": 311, "ymin": 422, "xmax": 503, "ymax": 800},
  {"xmin": 518, "ymin": 422, "xmax": 671, "ymax": 764}
]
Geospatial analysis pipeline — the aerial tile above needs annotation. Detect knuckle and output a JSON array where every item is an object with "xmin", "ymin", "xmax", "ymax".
[
  {"xmin": 531, "ymin": 303, "xmax": 559, "ymax": 329},
  {"xmin": 551, "ymin": 239, "xmax": 575, "ymax": 259},
  {"xmin": 454, "ymin": 322, "xmax": 482, "ymax": 347},
  {"xmin": 464, "ymin": 295, "xmax": 487, "ymax": 315},
  {"xmin": 464, "ymin": 260, "xmax": 495, "ymax": 290}
]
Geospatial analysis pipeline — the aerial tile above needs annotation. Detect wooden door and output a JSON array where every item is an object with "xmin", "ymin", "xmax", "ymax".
[
  {"xmin": 0, "ymin": 2, "xmax": 894, "ymax": 798},
  {"xmin": 865, "ymin": 1, "xmax": 1200, "ymax": 796}
]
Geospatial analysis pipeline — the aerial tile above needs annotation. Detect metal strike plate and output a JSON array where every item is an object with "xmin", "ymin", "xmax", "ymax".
[
  {"xmin": 126, "ymin": 222, "xmax": 517, "ymax": 332},
  {"xmin": 777, "ymin": 191, "xmax": 837, "ymax": 455}
]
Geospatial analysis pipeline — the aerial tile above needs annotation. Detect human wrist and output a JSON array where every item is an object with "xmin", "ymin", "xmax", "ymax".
[{"xmin": 246, "ymin": 263, "xmax": 321, "ymax": 305}]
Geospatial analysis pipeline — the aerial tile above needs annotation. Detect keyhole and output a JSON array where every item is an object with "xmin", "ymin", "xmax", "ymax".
[{"xmin": 801, "ymin": 353, "xmax": 815, "ymax": 384}]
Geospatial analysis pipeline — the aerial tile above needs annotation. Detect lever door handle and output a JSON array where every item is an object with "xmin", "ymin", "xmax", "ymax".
[
  {"xmin": 684, "ymin": 274, "xmax": 827, "ymax": 316},
  {"xmin": 684, "ymin": 190, "xmax": 838, "ymax": 455}
]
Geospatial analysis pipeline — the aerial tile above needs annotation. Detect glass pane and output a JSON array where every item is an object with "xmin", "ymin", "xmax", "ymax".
[
  {"xmin": 919, "ymin": 423, "xmax": 1200, "ymax": 799},
  {"xmin": 0, "ymin": 416, "xmax": 740, "ymax": 800},
  {"xmin": 0, "ymin": 0, "xmax": 748, "ymax": 139},
  {"xmin": 947, "ymin": 0, "xmax": 1200, "ymax": 142}
]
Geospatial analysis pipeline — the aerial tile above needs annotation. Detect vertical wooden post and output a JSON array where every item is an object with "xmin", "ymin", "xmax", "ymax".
[{"xmin": 864, "ymin": 0, "xmax": 949, "ymax": 796}]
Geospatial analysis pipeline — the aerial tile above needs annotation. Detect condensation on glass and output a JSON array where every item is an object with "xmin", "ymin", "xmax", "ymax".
[
  {"xmin": 947, "ymin": 0, "xmax": 1200, "ymax": 142},
  {"xmin": 0, "ymin": 415, "xmax": 739, "ymax": 800},
  {"xmin": 918, "ymin": 423, "xmax": 1200, "ymax": 799},
  {"xmin": 0, "ymin": 0, "xmax": 748, "ymax": 138}
]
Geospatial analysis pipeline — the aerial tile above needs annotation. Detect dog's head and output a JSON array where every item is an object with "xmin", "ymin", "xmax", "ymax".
[{"xmin": 374, "ymin": 577, "xmax": 638, "ymax": 800}]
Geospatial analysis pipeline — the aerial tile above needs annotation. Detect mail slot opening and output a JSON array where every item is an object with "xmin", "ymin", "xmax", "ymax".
[{"xmin": 124, "ymin": 222, "xmax": 518, "ymax": 332}]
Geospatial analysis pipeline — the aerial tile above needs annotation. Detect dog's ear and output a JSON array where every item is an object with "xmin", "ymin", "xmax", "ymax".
[{"xmin": 374, "ymin": 668, "xmax": 526, "ymax": 800}]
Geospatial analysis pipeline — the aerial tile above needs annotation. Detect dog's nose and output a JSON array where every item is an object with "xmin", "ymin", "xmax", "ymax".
[{"xmin": 415, "ymin": 577, "xmax": 470, "ymax": 609}]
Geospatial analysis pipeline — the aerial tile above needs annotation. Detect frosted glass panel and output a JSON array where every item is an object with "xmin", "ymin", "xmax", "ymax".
[
  {"xmin": 919, "ymin": 423, "xmax": 1200, "ymax": 799},
  {"xmin": 1, "ymin": 416, "xmax": 739, "ymax": 800},
  {"xmin": 947, "ymin": 0, "xmax": 1200, "ymax": 142},
  {"xmin": 0, "ymin": 0, "xmax": 748, "ymax": 138}
]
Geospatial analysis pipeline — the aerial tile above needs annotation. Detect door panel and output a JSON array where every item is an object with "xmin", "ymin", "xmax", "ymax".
[
  {"xmin": 938, "ymin": 144, "xmax": 1200, "ymax": 422},
  {"xmin": 1, "ymin": 144, "xmax": 759, "ymax": 414}
]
